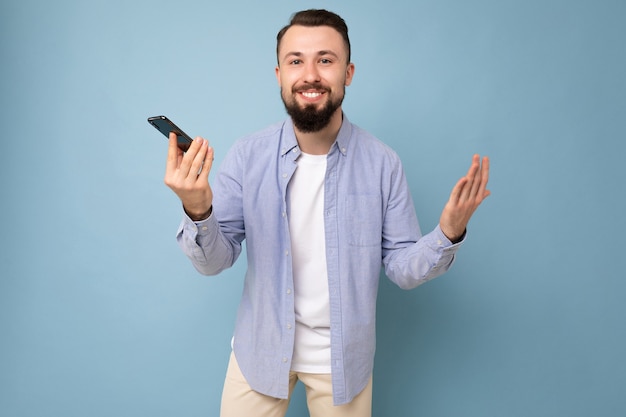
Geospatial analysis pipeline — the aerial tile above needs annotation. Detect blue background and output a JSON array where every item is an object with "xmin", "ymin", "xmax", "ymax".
[{"xmin": 2, "ymin": 0, "xmax": 625, "ymax": 416}]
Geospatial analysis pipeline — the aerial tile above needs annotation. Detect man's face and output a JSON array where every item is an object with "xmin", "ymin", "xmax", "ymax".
[{"xmin": 275, "ymin": 25, "xmax": 355, "ymax": 133}]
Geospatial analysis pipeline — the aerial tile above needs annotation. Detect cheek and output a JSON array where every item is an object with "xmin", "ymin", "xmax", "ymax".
[
  {"xmin": 278, "ymin": 72, "xmax": 298, "ymax": 89},
  {"xmin": 324, "ymin": 70, "xmax": 348, "ymax": 87}
]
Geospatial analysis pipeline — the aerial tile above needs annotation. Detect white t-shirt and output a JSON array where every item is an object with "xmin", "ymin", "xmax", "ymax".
[{"xmin": 288, "ymin": 152, "xmax": 331, "ymax": 373}]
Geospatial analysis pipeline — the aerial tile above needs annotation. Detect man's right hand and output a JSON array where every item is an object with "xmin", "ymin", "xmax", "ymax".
[{"xmin": 164, "ymin": 132, "xmax": 215, "ymax": 221}]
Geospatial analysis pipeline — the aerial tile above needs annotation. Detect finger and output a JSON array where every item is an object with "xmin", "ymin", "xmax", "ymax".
[
  {"xmin": 178, "ymin": 137, "xmax": 205, "ymax": 178},
  {"xmin": 467, "ymin": 154, "xmax": 484, "ymax": 200},
  {"xmin": 480, "ymin": 156, "xmax": 490, "ymax": 198},
  {"xmin": 166, "ymin": 132, "xmax": 183, "ymax": 173},
  {"xmin": 198, "ymin": 143, "xmax": 214, "ymax": 180},
  {"xmin": 458, "ymin": 154, "xmax": 480, "ymax": 202},
  {"xmin": 189, "ymin": 138, "xmax": 209, "ymax": 179},
  {"xmin": 448, "ymin": 176, "xmax": 468, "ymax": 205},
  {"xmin": 472, "ymin": 156, "xmax": 490, "ymax": 203}
]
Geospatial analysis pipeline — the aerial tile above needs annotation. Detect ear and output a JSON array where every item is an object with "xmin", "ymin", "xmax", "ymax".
[
  {"xmin": 344, "ymin": 63, "xmax": 355, "ymax": 86},
  {"xmin": 275, "ymin": 65, "xmax": 281, "ymax": 85}
]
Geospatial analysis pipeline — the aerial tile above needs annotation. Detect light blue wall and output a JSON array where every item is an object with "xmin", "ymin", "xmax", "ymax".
[{"xmin": 1, "ymin": 0, "xmax": 625, "ymax": 416}]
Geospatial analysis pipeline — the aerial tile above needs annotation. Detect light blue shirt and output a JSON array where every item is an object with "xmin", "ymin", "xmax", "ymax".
[{"xmin": 177, "ymin": 115, "xmax": 463, "ymax": 405}]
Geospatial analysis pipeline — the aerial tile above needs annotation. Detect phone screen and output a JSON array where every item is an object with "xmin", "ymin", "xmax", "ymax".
[{"xmin": 148, "ymin": 116, "xmax": 193, "ymax": 152}]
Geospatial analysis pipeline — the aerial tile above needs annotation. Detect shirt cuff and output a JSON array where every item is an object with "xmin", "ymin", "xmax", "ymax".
[
  {"xmin": 179, "ymin": 208, "xmax": 219, "ymax": 244},
  {"xmin": 434, "ymin": 224, "xmax": 466, "ymax": 247}
]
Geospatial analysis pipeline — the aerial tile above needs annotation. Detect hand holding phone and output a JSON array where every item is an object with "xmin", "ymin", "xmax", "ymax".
[
  {"xmin": 156, "ymin": 115, "xmax": 214, "ymax": 221},
  {"xmin": 148, "ymin": 115, "xmax": 193, "ymax": 152}
]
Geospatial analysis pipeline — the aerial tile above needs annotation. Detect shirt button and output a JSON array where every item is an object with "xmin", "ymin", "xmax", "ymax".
[
  {"xmin": 201, "ymin": 226, "xmax": 208, "ymax": 231},
  {"xmin": 437, "ymin": 240, "xmax": 443, "ymax": 245},
  {"xmin": 286, "ymin": 288, "xmax": 292, "ymax": 294},
  {"xmin": 282, "ymin": 357, "xmax": 288, "ymax": 363},
  {"xmin": 287, "ymin": 324, "xmax": 292, "ymax": 329},
  {"xmin": 282, "ymin": 173, "xmax": 288, "ymax": 178}
]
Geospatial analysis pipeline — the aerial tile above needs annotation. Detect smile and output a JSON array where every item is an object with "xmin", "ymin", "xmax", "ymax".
[{"xmin": 301, "ymin": 91, "xmax": 323, "ymax": 98}]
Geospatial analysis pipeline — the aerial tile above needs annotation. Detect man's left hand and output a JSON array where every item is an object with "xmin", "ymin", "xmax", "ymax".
[{"xmin": 439, "ymin": 154, "xmax": 491, "ymax": 243}]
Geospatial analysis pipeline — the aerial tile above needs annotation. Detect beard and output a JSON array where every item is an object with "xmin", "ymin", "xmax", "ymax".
[{"xmin": 281, "ymin": 83, "xmax": 345, "ymax": 133}]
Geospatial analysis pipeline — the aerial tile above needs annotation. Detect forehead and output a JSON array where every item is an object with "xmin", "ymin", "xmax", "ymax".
[{"xmin": 278, "ymin": 25, "xmax": 347, "ymax": 59}]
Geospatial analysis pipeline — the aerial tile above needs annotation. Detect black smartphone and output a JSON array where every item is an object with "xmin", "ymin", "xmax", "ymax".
[{"xmin": 147, "ymin": 115, "xmax": 194, "ymax": 152}]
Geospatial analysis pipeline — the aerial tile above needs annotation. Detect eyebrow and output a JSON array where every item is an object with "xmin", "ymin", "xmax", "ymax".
[{"xmin": 282, "ymin": 50, "xmax": 341, "ymax": 60}]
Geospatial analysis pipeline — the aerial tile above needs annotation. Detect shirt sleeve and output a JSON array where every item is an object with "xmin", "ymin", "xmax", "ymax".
[
  {"xmin": 176, "ymin": 210, "xmax": 242, "ymax": 276},
  {"xmin": 380, "ymin": 156, "xmax": 465, "ymax": 289},
  {"xmin": 384, "ymin": 222, "xmax": 464, "ymax": 290}
]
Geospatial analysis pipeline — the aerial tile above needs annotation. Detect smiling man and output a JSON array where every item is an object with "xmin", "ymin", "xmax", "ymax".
[
  {"xmin": 164, "ymin": 9, "xmax": 490, "ymax": 417},
  {"xmin": 276, "ymin": 22, "xmax": 354, "ymax": 146}
]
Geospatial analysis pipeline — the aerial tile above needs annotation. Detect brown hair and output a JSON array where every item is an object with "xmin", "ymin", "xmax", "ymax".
[{"xmin": 276, "ymin": 9, "xmax": 351, "ymax": 64}]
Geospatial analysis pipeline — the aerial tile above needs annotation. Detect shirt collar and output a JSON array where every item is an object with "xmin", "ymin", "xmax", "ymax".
[
  {"xmin": 280, "ymin": 114, "xmax": 353, "ymax": 157},
  {"xmin": 334, "ymin": 113, "xmax": 352, "ymax": 157}
]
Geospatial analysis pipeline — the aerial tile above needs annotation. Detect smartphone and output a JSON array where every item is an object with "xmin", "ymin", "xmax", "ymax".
[{"xmin": 147, "ymin": 115, "xmax": 193, "ymax": 152}]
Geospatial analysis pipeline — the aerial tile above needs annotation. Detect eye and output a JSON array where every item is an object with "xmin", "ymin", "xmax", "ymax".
[
  {"xmin": 290, "ymin": 59, "xmax": 302, "ymax": 65},
  {"xmin": 320, "ymin": 58, "xmax": 332, "ymax": 64}
]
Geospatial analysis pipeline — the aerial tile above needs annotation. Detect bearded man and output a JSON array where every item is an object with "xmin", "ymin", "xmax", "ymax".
[{"xmin": 164, "ymin": 9, "xmax": 490, "ymax": 417}]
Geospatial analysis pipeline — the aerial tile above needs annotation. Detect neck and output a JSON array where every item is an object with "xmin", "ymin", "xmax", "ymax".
[{"xmin": 294, "ymin": 109, "xmax": 343, "ymax": 155}]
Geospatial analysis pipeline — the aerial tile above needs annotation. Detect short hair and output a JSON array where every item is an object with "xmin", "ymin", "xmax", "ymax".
[{"xmin": 276, "ymin": 9, "xmax": 351, "ymax": 64}]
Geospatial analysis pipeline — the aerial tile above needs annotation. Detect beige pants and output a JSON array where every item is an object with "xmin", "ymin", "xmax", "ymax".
[{"xmin": 220, "ymin": 352, "xmax": 372, "ymax": 417}]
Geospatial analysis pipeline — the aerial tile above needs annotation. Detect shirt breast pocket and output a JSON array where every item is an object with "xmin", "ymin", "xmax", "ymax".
[{"xmin": 346, "ymin": 194, "xmax": 383, "ymax": 247}]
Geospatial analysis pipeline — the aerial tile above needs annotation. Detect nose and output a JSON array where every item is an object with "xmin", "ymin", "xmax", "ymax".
[{"xmin": 303, "ymin": 61, "xmax": 321, "ymax": 83}]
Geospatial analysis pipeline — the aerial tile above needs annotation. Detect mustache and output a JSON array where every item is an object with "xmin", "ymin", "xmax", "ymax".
[{"xmin": 292, "ymin": 83, "xmax": 330, "ymax": 93}]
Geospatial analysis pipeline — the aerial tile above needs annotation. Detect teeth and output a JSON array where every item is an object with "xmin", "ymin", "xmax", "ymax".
[{"xmin": 302, "ymin": 92, "xmax": 322, "ymax": 98}]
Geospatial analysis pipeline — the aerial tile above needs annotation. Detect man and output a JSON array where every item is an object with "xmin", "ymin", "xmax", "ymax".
[{"xmin": 164, "ymin": 9, "xmax": 490, "ymax": 417}]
